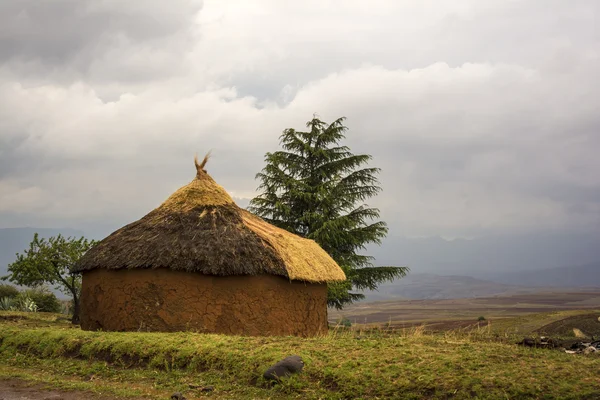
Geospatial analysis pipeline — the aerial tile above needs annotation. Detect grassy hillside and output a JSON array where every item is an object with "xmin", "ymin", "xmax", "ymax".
[{"xmin": 0, "ymin": 312, "xmax": 599, "ymax": 399}]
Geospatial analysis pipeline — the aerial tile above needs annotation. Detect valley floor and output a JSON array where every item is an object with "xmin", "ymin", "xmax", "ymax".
[{"xmin": 329, "ymin": 290, "xmax": 600, "ymax": 329}]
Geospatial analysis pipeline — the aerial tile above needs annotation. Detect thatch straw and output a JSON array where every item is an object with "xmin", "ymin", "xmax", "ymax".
[
  {"xmin": 73, "ymin": 156, "xmax": 346, "ymax": 283},
  {"xmin": 240, "ymin": 211, "xmax": 344, "ymax": 282}
]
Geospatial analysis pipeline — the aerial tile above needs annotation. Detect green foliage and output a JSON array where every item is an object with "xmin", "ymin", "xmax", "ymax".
[
  {"xmin": 478, "ymin": 316, "xmax": 486, "ymax": 321},
  {"xmin": 339, "ymin": 317, "xmax": 352, "ymax": 328},
  {"xmin": 17, "ymin": 287, "xmax": 61, "ymax": 313},
  {"xmin": 0, "ymin": 297, "xmax": 15, "ymax": 311},
  {"xmin": 250, "ymin": 116, "xmax": 408, "ymax": 308},
  {"xmin": 3, "ymin": 233, "xmax": 96, "ymax": 323},
  {"xmin": 0, "ymin": 284, "xmax": 19, "ymax": 299},
  {"xmin": 0, "ymin": 295, "xmax": 38, "ymax": 312},
  {"xmin": 18, "ymin": 296, "xmax": 38, "ymax": 312}
]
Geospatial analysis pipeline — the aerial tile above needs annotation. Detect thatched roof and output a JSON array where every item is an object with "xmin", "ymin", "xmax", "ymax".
[{"xmin": 73, "ymin": 155, "xmax": 346, "ymax": 283}]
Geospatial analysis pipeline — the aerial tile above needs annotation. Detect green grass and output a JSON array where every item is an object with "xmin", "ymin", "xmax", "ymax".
[{"xmin": 0, "ymin": 312, "xmax": 599, "ymax": 399}]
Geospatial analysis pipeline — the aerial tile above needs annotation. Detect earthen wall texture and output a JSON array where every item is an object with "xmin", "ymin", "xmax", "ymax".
[{"xmin": 80, "ymin": 268, "xmax": 328, "ymax": 336}]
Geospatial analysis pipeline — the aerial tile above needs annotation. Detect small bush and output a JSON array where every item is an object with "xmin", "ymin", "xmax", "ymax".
[
  {"xmin": 17, "ymin": 287, "xmax": 61, "ymax": 313},
  {"xmin": 0, "ymin": 297, "xmax": 15, "ymax": 310},
  {"xmin": 339, "ymin": 317, "xmax": 352, "ymax": 328},
  {"xmin": 478, "ymin": 316, "xmax": 486, "ymax": 321},
  {"xmin": 0, "ymin": 295, "xmax": 37, "ymax": 312},
  {"xmin": 18, "ymin": 296, "xmax": 38, "ymax": 312},
  {"xmin": 0, "ymin": 284, "xmax": 19, "ymax": 299}
]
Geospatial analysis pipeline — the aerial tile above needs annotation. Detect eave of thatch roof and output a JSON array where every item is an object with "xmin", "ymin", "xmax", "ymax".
[{"xmin": 73, "ymin": 156, "xmax": 346, "ymax": 283}]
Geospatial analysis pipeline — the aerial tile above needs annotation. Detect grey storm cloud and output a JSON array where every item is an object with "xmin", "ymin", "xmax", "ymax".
[
  {"xmin": 0, "ymin": 0, "xmax": 201, "ymax": 84},
  {"xmin": 0, "ymin": 0, "xmax": 599, "ymax": 241}
]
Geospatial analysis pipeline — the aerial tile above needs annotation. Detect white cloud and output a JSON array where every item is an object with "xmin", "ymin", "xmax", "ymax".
[{"xmin": 0, "ymin": 0, "xmax": 598, "ymax": 239}]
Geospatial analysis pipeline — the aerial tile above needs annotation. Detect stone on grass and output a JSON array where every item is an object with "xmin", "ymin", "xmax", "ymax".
[
  {"xmin": 170, "ymin": 392, "xmax": 186, "ymax": 400},
  {"xmin": 518, "ymin": 338, "xmax": 536, "ymax": 347},
  {"xmin": 263, "ymin": 355, "xmax": 304, "ymax": 380}
]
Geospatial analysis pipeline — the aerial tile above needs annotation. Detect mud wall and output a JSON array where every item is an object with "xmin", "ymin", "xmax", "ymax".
[{"xmin": 80, "ymin": 269, "xmax": 328, "ymax": 336}]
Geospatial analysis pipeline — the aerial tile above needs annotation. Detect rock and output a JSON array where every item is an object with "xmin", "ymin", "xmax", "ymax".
[
  {"xmin": 518, "ymin": 337, "xmax": 536, "ymax": 347},
  {"xmin": 583, "ymin": 347, "xmax": 597, "ymax": 355},
  {"xmin": 170, "ymin": 393, "xmax": 186, "ymax": 400},
  {"xmin": 263, "ymin": 355, "xmax": 304, "ymax": 381}
]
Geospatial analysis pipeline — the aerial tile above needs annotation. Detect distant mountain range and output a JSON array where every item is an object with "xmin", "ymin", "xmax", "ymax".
[
  {"xmin": 370, "ymin": 233, "xmax": 600, "ymax": 275},
  {"xmin": 361, "ymin": 274, "xmax": 538, "ymax": 301},
  {"xmin": 361, "ymin": 264, "xmax": 600, "ymax": 302},
  {"xmin": 0, "ymin": 227, "xmax": 84, "ymax": 276},
  {"xmin": 478, "ymin": 263, "xmax": 600, "ymax": 288}
]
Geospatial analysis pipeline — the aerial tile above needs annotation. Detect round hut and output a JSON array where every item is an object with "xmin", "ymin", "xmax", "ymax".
[{"xmin": 73, "ymin": 155, "xmax": 346, "ymax": 336}]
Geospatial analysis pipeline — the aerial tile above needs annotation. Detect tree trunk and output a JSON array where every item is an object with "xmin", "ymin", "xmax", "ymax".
[{"xmin": 71, "ymin": 295, "xmax": 80, "ymax": 325}]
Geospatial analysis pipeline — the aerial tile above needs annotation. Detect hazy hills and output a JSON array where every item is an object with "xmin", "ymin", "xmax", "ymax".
[
  {"xmin": 480, "ymin": 263, "xmax": 600, "ymax": 287},
  {"xmin": 361, "ymin": 273, "xmax": 542, "ymax": 302},
  {"xmin": 362, "ymin": 233, "xmax": 599, "ymax": 301},
  {"xmin": 370, "ymin": 233, "xmax": 600, "ymax": 275},
  {"xmin": 360, "ymin": 267, "xmax": 600, "ymax": 302}
]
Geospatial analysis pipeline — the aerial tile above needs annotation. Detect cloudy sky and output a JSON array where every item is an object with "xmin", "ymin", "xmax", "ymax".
[{"xmin": 1, "ymin": 0, "xmax": 599, "ymax": 241}]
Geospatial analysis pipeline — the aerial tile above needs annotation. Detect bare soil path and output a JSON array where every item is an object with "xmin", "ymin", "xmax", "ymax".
[{"xmin": 0, "ymin": 378, "xmax": 141, "ymax": 400}]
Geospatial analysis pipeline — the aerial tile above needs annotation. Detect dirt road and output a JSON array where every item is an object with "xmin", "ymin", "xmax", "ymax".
[{"xmin": 0, "ymin": 379, "xmax": 141, "ymax": 400}]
